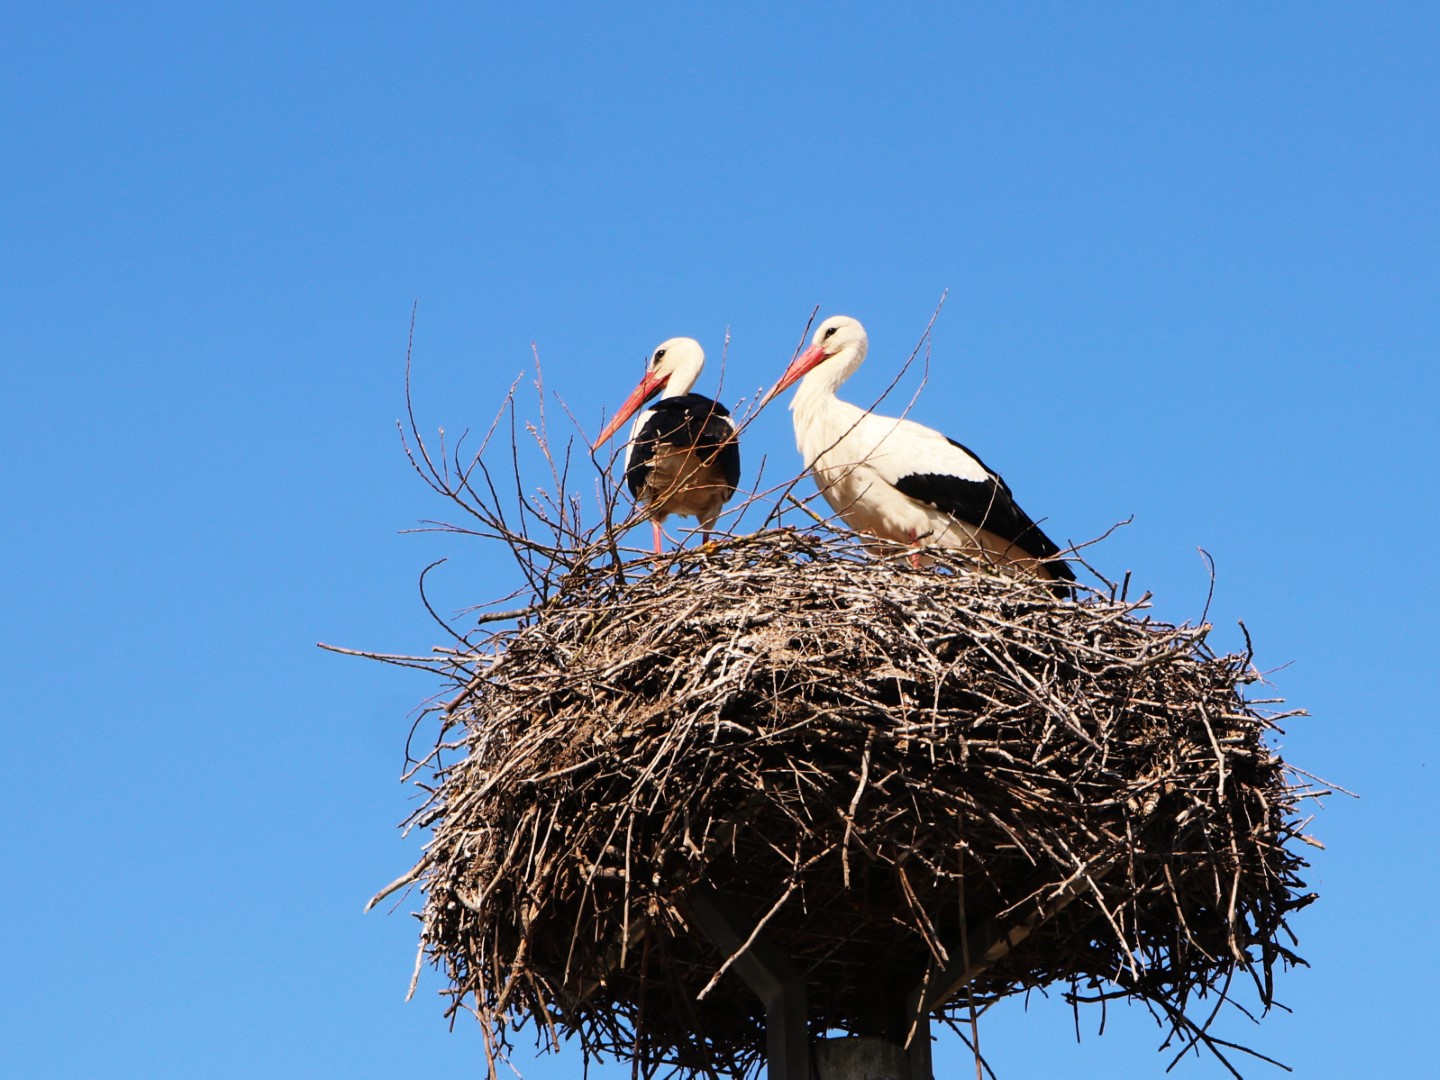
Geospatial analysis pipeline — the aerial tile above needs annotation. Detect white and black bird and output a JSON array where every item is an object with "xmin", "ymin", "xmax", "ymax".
[
  {"xmin": 594, "ymin": 337, "xmax": 741, "ymax": 553},
  {"xmin": 761, "ymin": 315, "xmax": 1075, "ymax": 587}
]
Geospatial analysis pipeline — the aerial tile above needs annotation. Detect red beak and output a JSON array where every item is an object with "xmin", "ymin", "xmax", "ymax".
[
  {"xmin": 594, "ymin": 370, "xmax": 668, "ymax": 448},
  {"xmin": 759, "ymin": 343, "xmax": 827, "ymax": 410}
]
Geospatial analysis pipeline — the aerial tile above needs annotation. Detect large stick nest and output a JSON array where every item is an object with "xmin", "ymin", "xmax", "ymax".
[{"xmin": 375, "ymin": 527, "xmax": 1317, "ymax": 1078}]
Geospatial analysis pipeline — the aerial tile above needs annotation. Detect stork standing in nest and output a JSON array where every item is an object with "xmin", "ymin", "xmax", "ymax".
[
  {"xmin": 594, "ymin": 337, "xmax": 741, "ymax": 553},
  {"xmin": 761, "ymin": 315, "xmax": 1075, "ymax": 586}
]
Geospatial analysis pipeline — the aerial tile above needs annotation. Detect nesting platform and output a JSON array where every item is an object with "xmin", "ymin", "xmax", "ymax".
[{"xmin": 376, "ymin": 528, "xmax": 1316, "ymax": 1077}]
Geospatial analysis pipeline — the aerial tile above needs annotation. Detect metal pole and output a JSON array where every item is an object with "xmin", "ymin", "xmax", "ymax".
[
  {"xmin": 688, "ymin": 885, "xmax": 936, "ymax": 1080},
  {"xmin": 814, "ymin": 1037, "xmax": 909, "ymax": 1079},
  {"xmin": 688, "ymin": 886, "xmax": 811, "ymax": 1080}
]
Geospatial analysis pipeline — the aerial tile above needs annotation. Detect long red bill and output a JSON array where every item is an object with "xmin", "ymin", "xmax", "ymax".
[
  {"xmin": 594, "ymin": 371, "xmax": 668, "ymax": 448},
  {"xmin": 758, "ymin": 344, "xmax": 827, "ymax": 410}
]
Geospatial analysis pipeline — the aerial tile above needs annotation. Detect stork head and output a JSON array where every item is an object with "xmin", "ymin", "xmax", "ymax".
[
  {"xmin": 760, "ymin": 315, "xmax": 869, "ymax": 409},
  {"xmin": 593, "ymin": 336, "xmax": 706, "ymax": 447}
]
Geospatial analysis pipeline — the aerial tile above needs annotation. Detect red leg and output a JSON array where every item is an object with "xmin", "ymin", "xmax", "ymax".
[
  {"xmin": 652, "ymin": 520, "xmax": 664, "ymax": 554},
  {"xmin": 908, "ymin": 531, "xmax": 922, "ymax": 569}
]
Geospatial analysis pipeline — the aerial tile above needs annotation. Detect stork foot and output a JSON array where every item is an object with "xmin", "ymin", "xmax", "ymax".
[{"xmin": 907, "ymin": 531, "xmax": 924, "ymax": 569}]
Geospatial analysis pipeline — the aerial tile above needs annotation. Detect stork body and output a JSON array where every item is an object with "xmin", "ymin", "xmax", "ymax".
[
  {"xmin": 595, "ymin": 338, "xmax": 741, "ymax": 553},
  {"xmin": 762, "ymin": 316, "xmax": 1075, "ymax": 586}
]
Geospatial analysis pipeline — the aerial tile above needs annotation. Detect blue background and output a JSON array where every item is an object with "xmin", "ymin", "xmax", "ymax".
[{"xmin": 4, "ymin": 3, "xmax": 1435, "ymax": 1077}]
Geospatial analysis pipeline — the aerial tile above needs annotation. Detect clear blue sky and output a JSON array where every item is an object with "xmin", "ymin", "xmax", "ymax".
[{"xmin": 4, "ymin": 3, "xmax": 1436, "ymax": 1077}]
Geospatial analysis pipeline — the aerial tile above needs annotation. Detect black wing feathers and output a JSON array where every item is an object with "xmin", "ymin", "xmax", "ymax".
[
  {"xmin": 625, "ymin": 393, "xmax": 741, "ymax": 499},
  {"xmin": 893, "ymin": 437, "xmax": 1075, "ymax": 581}
]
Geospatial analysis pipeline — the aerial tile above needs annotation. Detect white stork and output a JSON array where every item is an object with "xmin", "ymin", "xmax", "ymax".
[
  {"xmin": 761, "ymin": 315, "xmax": 1075, "ymax": 587},
  {"xmin": 594, "ymin": 337, "xmax": 741, "ymax": 553}
]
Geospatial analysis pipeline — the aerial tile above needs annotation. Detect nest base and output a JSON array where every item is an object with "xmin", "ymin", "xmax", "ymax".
[{"xmin": 383, "ymin": 529, "xmax": 1316, "ymax": 1078}]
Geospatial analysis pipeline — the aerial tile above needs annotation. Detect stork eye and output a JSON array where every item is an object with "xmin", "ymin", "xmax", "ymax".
[
  {"xmin": 654, "ymin": 348, "xmax": 667, "ymax": 363},
  {"xmin": 823, "ymin": 326, "xmax": 838, "ymax": 340}
]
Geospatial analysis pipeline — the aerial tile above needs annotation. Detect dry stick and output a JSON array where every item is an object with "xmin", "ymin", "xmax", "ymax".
[
  {"xmin": 840, "ymin": 730, "xmax": 874, "ymax": 889},
  {"xmin": 316, "ymin": 641, "xmax": 446, "ymax": 672},
  {"xmin": 366, "ymin": 864, "xmax": 425, "ymax": 913},
  {"xmin": 694, "ymin": 872, "xmax": 806, "ymax": 1002},
  {"xmin": 406, "ymin": 937, "xmax": 426, "ymax": 1002},
  {"xmin": 957, "ymin": 812, "xmax": 984, "ymax": 1080}
]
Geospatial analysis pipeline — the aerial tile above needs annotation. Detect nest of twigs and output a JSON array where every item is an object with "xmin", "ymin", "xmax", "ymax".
[
  {"xmin": 340, "ymin": 348, "xmax": 1324, "ymax": 1078},
  {"xmin": 370, "ymin": 526, "xmax": 1317, "ymax": 1078}
]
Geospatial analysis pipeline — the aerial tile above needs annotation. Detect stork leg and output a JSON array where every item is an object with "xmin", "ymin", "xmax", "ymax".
[
  {"xmin": 652, "ymin": 519, "xmax": 664, "ymax": 554},
  {"xmin": 907, "ymin": 531, "xmax": 923, "ymax": 569},
  {"xmin": 699, "ymin": 507, "xmax": 721, "ymax": 553}
]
